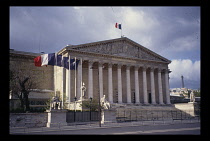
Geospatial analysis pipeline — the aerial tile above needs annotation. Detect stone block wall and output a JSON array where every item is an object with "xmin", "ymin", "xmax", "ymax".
[{"xmin": 10, "ymin": 113, "xmax": 48, "ymax": 128}]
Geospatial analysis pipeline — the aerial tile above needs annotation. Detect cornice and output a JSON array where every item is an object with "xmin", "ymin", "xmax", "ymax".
[
  {"xmin": 58, "ymin": 37, "xmax": 171, "ymax": 64},
  {"xmin": 67, "ymin": 49, "xmax": 170, "ymax": 65}
]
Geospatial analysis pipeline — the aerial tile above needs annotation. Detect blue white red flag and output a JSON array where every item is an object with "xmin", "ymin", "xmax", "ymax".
[
  {"xmin": 115, "ymin": 23, "xmax": 122, "ymax": 29},
  {"xmin": 34, "ymin": 53, "xmax": 56, "ymax": 67},
  {"xmin": 34, "ymin": 53, "xmax": 80, "ymax": 70}
]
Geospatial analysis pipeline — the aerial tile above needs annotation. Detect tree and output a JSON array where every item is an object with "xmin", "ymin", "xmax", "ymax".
[
  {"xmin": 10, "ymin": 62, "xmax": 38, "ymax": 112},
  {"xmin": 80, "ymin": 99, "xmax": 101, "ymax": 111},
  {"xmin": 194, "ymin": 90, "xmax": 201, "ymax": 97}
]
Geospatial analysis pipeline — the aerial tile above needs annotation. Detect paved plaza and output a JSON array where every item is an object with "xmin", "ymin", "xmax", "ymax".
[{"xmin": 10, "ymin": 120, "xmax": 200, "ymax": 135}]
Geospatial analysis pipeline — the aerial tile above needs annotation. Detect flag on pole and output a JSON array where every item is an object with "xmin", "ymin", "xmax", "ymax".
[
  {"xmin": 69, "ymin": 58, "xmax": 80, "ymax": 70},
  {"xmin": 34, "ymin": 53, "xmax": 56, "ymax": 67},
  {"xmin": 34, "ymin": 53, "xmax": 80, "ymax": 70},
  {"xmin": 115, "ymin": 23, "xmax": 122, "ymax": 29}
]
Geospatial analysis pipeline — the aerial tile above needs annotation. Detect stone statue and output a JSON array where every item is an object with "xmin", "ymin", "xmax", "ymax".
[
  {"xmin": 100, "ymin": 95, "xmax": 111, "ymax": 109},
  {"xmin": 51, "ymin": 96, "xmax": 61, "ymax": 110},
  {"xmin": 190, "ymin": 91, "xmax": 195, "ymax": 102},
  {"xmin": 78, "ymin": 82, "xmax": 87, "ymax": 101},
  {"xmin": 81, "ymin": 82, "xmax": 86, "ymax": 97}
]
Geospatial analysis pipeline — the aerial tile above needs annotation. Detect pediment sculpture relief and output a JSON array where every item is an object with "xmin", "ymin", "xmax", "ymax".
[{"xmin": 74, "ymin": 41, "xmax": 166, "ymax": 62}]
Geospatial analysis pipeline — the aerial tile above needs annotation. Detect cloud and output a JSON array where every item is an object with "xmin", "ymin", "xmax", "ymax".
[
  {"xmin": 168, "ymin": 35, "xmax": 199, "ymax": 52},
  {"xmin": 10, "ymin": 7, "xmax": 200, "ymax": 90},
  {"xmin": 168, "ymin": 59, "xmax": 200, "ymax": 89}
]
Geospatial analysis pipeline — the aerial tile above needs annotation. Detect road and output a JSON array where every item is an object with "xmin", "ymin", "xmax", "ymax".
[{"xmin": 16, "ymin": 123, "xmax": 200, "ymax": 135}]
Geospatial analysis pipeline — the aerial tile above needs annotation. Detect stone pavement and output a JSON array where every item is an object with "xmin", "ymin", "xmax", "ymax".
[{"xmin": 10, "ymin": 119, "xmax": 200, "ymax": 134}]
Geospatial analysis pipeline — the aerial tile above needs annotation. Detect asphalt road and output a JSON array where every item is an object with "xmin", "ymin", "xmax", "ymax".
[{"xmin": 19, "ymin": 123, "xmax": 200, "ymax": 135}]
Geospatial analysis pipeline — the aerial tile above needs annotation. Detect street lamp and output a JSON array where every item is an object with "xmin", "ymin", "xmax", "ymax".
[
  {"xmin": 89, "ymin": 97, "xmax": 92, "ymax": 122},
  {"xmin": 74, "ymin": 97, "xmax": 77, "ymax": 122}
]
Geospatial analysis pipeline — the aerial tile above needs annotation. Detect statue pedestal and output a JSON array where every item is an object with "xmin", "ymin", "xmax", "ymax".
[
  {"xmin": 103, "ymin": 109, "xmax": 117, "ymax": 123},
  {"xmin": 46, "ymin": 109, "xmax": 67, "ymax": 127},
  {"xmin": 188, "ymin": 102, "xmax": 197, "ymax": 104}
]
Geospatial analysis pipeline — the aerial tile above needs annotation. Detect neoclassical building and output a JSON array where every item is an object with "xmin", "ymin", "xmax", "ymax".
[
  {"xmin": 10, "ymin": 37, "xmax": 172, "ymax": 110},
  {"xmin": 55, "ymin": 37, "xmax": 171, "ymax": 107}
]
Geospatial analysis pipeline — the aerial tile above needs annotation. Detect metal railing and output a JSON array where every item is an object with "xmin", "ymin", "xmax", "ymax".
[{"xmin": 115, "ymin": 109, "xmax": 200, "ymax": 123}]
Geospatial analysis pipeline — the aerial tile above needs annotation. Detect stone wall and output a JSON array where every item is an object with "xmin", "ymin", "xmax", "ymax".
[
  {"xmin": 10, "ymin": 51, "xmax": 54, "ymax": 90},
  {"xmin": 112, "ymin": 104, "xmax": 198, "ymax": 121},
  {"xmin": 10, "ymin": 113, "xmax": 48, "ymax": 128}
]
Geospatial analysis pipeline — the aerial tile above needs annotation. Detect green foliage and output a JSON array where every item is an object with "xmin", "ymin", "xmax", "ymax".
[
  {"xmin": 10, "ymin": 108, "xmax": 25, "ymax": 113},
  {"xmin": 194, "ymin": 90, "xmax": 201, "ymax": 97},
  {"xmin": 80, "ymin": 99, "xmax": 100, "ymax": 111}
]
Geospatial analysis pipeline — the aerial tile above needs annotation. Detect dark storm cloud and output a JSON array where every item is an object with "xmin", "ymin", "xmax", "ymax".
[{"xmin": 10, "ymin": 6, "xmax": 200, "ymax": 89}]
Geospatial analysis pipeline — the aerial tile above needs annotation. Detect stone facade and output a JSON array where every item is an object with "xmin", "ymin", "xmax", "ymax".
[
  {"xmin": 9, "ymin": 50, "xmax": 54, "ymax": 110},
  {"xmin": 56, "ymin": 37, "xmax": 172, "ymax": 109},
  {"xmin": 10, "ymin": 37, "xmax": 172, "ymax": 110},
  {"xmin": 10, "ymin": 50, "xmax": 54, "ymax": 90}
]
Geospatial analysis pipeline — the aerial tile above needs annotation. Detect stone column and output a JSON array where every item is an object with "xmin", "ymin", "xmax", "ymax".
[
  {"xmin": 150, "ymin": 67, "xmax": 156, "ymax": 104},
  {"xmin": 66, "ymin": 54, "xmax": 71, "ymax": 103},
  {"xmin": 60, "ymin": 67, "xmax": 65, "ymax": 109},
  {"xmin": 77, "ymin": 58, "xmax": 82, "ymax": 100},
  {"xmin": 108, "ymin": 63, "xmax": 113, "ymax": 103},
  {"xmin": 134, "ymin": 66, "xmax": 140, "ymax": 103},
  {"xmin": 98, "ymin": 62, "xmax": 104, "ymax": 99},
  {"xmin": 117, "ymin": 64, "xmax": 123, "ymax": 103},
  {"xmin": 158, "ymin": 68, "xmax": 164, "ymax": 104},
  {"xmin": 88, "ymin": 61, "xmax": 93, "ymax": 98},
  {"xmin": 61, "ymin": 67, "xmax": 65, "ymax": 108},
  {"xmin": 126, "ymin": 65, "xmax": 131, "ymax": 104},
  {"xmin": 142, "ymin": 66, "xmax": 148, "ymax": 104},
  {"xmin": 165, "ymin": 69, "xmax": 171, "ymax": 104}
]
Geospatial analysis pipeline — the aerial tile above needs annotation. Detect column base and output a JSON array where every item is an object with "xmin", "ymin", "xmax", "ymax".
[
  {"xmin": 134, "ymin": 103, "xmax": 142, "ymax": 106},
  {"xmin": 165, "ymin": 103, "xmax": 172, "ymax": 106},
  {"xmin": 142, "ymin": 103, "xmax": 150, "ymax": 106}
]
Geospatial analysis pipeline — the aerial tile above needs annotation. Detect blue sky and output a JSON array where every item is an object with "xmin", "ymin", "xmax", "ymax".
[{"xmin": 10, "ymin": 6, "xmax": 200, "ymax": 89}]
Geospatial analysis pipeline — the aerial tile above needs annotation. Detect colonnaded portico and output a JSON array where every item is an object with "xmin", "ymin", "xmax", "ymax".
[{"xmin": 54, "ymin": 37, "xmax": 171, "ymax": 108}]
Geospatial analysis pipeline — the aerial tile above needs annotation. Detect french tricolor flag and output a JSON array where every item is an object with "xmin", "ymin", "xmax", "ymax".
[
  {"xmin": 34, "ymin": 53, "xmax": 80, "ymax": 70},
  {"xmin": 115, "ymin": 23, "xmax": 122, "ymax": 29},
  {"xmin": 34, "ymin": 53, "xmax": 61, "ymax": 67}
]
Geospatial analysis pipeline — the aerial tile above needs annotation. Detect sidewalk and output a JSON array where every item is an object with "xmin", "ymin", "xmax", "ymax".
[{"xmin": 10, "ymin": 119, "xmax": 200, "ymax": 134}]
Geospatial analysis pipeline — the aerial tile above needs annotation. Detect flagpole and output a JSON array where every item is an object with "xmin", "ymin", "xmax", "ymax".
[
  {"xmin": 68, "ymin": 54, "xmax": 71, "ymax": 106},
  {"xmin": 55, "ymin": 52, "xmax": 57, "ymax": 97},
  {"xmin": 61, "ymin": 56, "xmax": 64, "ymax": 109},
  {"xmin": 121, "ymin": 23, "xmax": 123, "ymax": 38},
  {"xmin": 75, "ymin": 57, "xmax": 77, "ymax": 100}
]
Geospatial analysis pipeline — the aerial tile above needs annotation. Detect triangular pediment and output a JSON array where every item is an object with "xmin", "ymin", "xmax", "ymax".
[{"xmin": 69, "ymin": 37, "xmax": 170, "ymax": 63}]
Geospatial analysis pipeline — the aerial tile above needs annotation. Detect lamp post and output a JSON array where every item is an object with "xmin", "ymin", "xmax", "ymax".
[
  {"xmin": 89, "ymin": 97, "xmax": 92, "ymax": 122},
  {"xmin": 74, "ymin": 97, "xmax": 77, "ymax": 122}
]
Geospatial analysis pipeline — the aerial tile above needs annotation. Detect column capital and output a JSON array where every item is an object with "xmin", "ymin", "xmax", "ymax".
[
  {"xmin": 158, "ymin": 68, "xmax": 162, "ymax": 73},
  {"xmin": 108, "ymin": 63, "xmax": 113, "ymax": 68},
  {"xmin": 150, "ymin": 67, "xmax": 155, "ymax": 72},
  {"xmin": 142, "ymin": 65, "xmax": 148, "ymax": 71},
  {"xmin": 126, "ymin": 65, "xmax": 131, "ymax": 69},
  {"xmin": 88, "ymin": 60, "xmax": 94, "ymax": 65},
  {"xmin": 117, "ymin": 63, "xmax": 122, "ymax": 69},
  {"xmin": 163, "ymin": 68, "xmax": 169, "ymax": 73},
  {"xmin": 135, "ymin": 65, "xmax": 140, "ymax": 71},
  {"xmin": 98, "ymin": 62, "xmax": 104, "ymax": 67}
]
